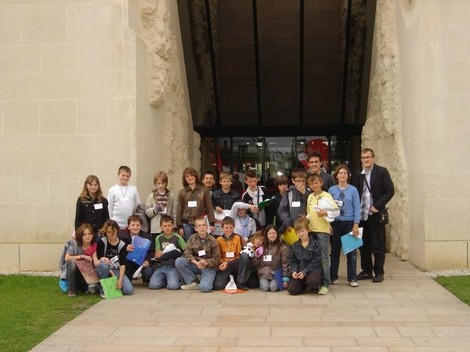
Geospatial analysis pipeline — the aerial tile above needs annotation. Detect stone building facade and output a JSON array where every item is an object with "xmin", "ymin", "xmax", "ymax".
[{"xmin": 0, "ymin": 0, "xmax": 469, "ymax": 271}]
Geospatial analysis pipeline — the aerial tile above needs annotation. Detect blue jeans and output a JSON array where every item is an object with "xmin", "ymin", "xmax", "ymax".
[
  {"xmin": 312, "ymin": 232, "xmax": 330, "ymax": 288},
  {"xmin": 182, "ymin": 223, "xmax": 196, "ymax": 241},
  {"xmin": 259, "ymin": 278, "xmax": 279, "ymax": 292},
  {"xmin": 96, "ymin": 262, "xmax": 134, "ymax": 295},
  {"xmin": 330, "ymin": 221, "xmax": 357, "ymax": 282},
  {"xmin": 175, "ymin": 257, "xmax": 217, "ymax": 293},
  {"xmin": 149, "ymin": 265, "xmax": 181, "ymax": 290}
]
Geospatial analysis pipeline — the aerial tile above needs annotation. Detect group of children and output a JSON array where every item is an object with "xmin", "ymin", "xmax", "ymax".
[{"xmin": 64, "ymin": 152, "xmax": 361, "ymax": 298}]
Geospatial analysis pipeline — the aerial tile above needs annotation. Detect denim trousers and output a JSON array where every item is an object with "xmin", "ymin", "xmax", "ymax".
[
  {"xmin": 259, "ymin": 278, "xmax": 279, "ymax": 292},
  {"xmin": 174, "ymin": 257, "xmax": 217, "ymax": 293},
  {"xmin": 96, "ymin": 262, "xmax": 134, "ymax": 295},
  {"xmin": 149, "ymin": 264, "xmax": 181, "ymax": 290},
  {"xmin": 312, "ymin": 232, "xmax": 330, "ymax": 287},
  {"xmin": 330, "ymin": 220, "xmax": 357, "ymax": 282},
  {"xmin": 182, "ymin": 223, "xmax": 196, "ymax": 242}
]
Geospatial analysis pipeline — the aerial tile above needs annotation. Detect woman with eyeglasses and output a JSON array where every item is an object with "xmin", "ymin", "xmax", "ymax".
[{"xmin": 328, "ymin": 164, "xmax": 361, "ymax": 287}]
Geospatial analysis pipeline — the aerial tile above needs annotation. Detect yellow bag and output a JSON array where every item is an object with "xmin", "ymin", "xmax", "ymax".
[{"xmin": 281, "ymin": 227, "xmax": 299, "ymax": 246}]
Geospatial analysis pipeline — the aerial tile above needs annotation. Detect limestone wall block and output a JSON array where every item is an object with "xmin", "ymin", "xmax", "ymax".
[
  {"xmin": 0, "ymin": 136, "xmax": 34, "ymax": 177},
  {"xmin": 0, "ymin": 45, "xmax": 41, "ymax": 72},
  {"xmin": 3, "ymin": 101, "xmax": 40, "ymax": 135},
  {"xmin": 66, "ymin": 1, "xmax": 123, "ymax": 42},
  {"xmin": 108, "ymin": 98, "xmax": 135, "ymax": 134},
  {"xmin": 60, "ymin": 135, "xmax": 96, "ymax": 175},
  {"xmin": 425, "ymin": 241, "xmax": 468, "ymax": 270},
  {"xmin": 0, "ymin": 177, "xmax": 20, "ymax": 204},
  {"xmin": 30, "ymin": 136, "xmax": 62, "ymax": 176},
  {"xmin": 39, "ymin": 99, "xmax": 76, "ymax": 135},
  {"xmin": 49, "ymin": 177, "xmax": 81, "ymax": 204},
  {"xmin": 67, "ymin": 70, "xmax": 135, "ymax": 99},
  {"xmin": 0, "ymin": 244, "xmax": 20, "ymax": 271},
  {"xmin": 34, "ymin": 204, "xmax": 69, "ymax": 242},
  {"xmin": 78, "ymin": 42, "xmax": 124, "ymax": 70},
  {"xmin": 76, "ymin": 99, "xmax": 109, "ymax": 134},
  {"xmin": 0, "ymin": 72, "xmax": 30, "ymax": 100},
  {"xmin": 95, "ymin": 134, "xmax": 134, "ymax": 177},
  {"xmin": 22, "ymin": 4, "xmax": 66, "ymax": 44},
  {"xmin": 20, "ymin": 243, "xmax": 64, "ymax": 271},
  {"xmin": 0, "ymin": 204, "xmax": 34, "ymax": 241},
  {"xmin": 20, "ymin": 177, "xmax": 49, "ymax": 204},
  {"xmin": 30, "ymin": 72, "xmax": 69, "ymax": 99},
  {"xmin": 0, "ymin": 6, "xmax": 21, "ymax": 45},
  {"xmin": 41, "ymin": 44, "xmax": 78, "ymax": 71}
]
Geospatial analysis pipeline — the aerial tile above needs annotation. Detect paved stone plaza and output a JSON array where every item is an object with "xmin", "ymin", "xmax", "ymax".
[{"xmin": 32, "ymin": 254, "xmax": 470, "ymax": 351}]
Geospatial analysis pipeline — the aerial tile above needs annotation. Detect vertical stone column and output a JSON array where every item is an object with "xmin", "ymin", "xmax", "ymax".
[{"xmin": 363, "ymin": 0, "xmax": 409, "ymax": 259}]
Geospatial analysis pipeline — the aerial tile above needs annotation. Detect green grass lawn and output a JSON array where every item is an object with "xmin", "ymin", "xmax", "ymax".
[
  {"xmin": 435, "ymin": 275, "xmax": 470, "ymax": 306},
  {"xmin": 0, "ymin": 275, "xmax": 100, "ymax": 352}
]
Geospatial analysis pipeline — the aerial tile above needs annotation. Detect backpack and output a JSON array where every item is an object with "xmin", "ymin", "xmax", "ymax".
[{"xmin": 58, "ymin": 239, "xmax": 75, "ymax": 292}]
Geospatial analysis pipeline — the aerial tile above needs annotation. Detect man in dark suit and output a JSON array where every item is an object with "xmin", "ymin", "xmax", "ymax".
[{"xmin": 353, "ymin": 148, "xmax": 394, "ymax": 283}]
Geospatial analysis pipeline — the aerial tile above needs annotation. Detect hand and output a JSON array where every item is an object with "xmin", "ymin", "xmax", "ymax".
[
  {"xmin": 283, "ymin": 282, "xmax": 289, "ymax": 289},
  {"xmin": 316, "ymin": 209, "xmax": 327, "ymax": 217},
  {"xmin": 127, "ymin": 244, "xmax": 135, "ymax": 252},
  {"xmin": 100, "ymin": 257, "xmax": 110, "ymax": 265},
  {"xmin": 143, "ymin": 260, "xmax": 150, "ymax": 267},
  {"xmin": 84, "ymin": 255, "xmax": 92, "ymax": 263},
  {"xmin": 116, "ymin": 278, "xmax": 123, "ymax": 290},
  {"xmin": 292, "ymin": 272, "xmax": 299, "ymax": 279},
  {"xmin": 194, "ymin": 261, "xmax": 205, "ymax": 269},
  {"xmin": 178, "ymin": 228, "xmax": 184, "ymax": 237},
  {"xmin": 251, "ymin": 205, "xmax": 259, "ymax": 213},
  {"xmin": 219, "ymin": 262, "xmax": 228, "ymax": 271},
  {"xmin": 155, "ymin": 250, "xmax": 163, "ymax": 259},
  {"xmin": 370, "ymin": 206, "xmax": 379, "ymax": 213},
  {"xmin": 215, "ymin": 206, "xmax": 223, "ymax": 213},
  {"xmin": 352, "ymin": 224, "xmax": 359, "ymax": 237},
  {"xmin": 298, "ymin": 272, "xmax": 305, "ymax": 279},
  {"xmin": 210, "ymin": 225, "xmax": 215, "ymax": 233}
]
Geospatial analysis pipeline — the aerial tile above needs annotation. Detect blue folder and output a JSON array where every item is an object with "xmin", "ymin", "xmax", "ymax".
[
  {"xmin": 341, "ymin": 232, "xmax": 363, "ymax": 255},
  {"xmin": 126, "ymin": 236, "xmax": 151, "ymax": 265}
]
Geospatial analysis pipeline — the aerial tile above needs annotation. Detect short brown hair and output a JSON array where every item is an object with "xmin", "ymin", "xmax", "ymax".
[
  {"xmin": 219, "ymin": 172, "xmax": 233, "ymax": 182},
  {"xmin": 160, "ymin": 214, "xmax": 174, "ymax": 226},
  {"xmin": 333, "ymin": 164, "xmax": 351, "ymax": 183},
  {"xmin": 75, "ymin": 223, "xmax": 96, "ymax": 247},
  {"xmin": 182, "ymin": 167, "xmax": 200, "ymax": 187},
  {"xmin": 221, "ymin": 216, "xmax": 235, "ymax": 227},
  {"xmin": 153, "ymin": 171, "xmax": 168, "ymax": 186},
  {"xmin": 118, "ymin": 165, "xmax": 131, "ymax": 174},
  {"xmin": 127, "ymin": 214, "xmax": 142, "ymax": 225},
  {"xmin": 307, "ymin": 151, "xmax": 323, "ymax": 162},
  {"xmin": 245, "ymin": 169, "xmax": 257, "ymax": 179},
  {"xmin": 291, "ymin": 168, "xmax": 307, "ymax": 180},
  {"xmin": 293, "ymin": 217, "xmax": 310, "ymax": 232},
  {"xmin": 307, "ymin": 173, "xmax": 322, "ymax": 184}
]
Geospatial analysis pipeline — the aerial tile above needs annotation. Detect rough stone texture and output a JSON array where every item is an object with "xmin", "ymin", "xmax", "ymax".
[
  {"xmin": 363, "ymin": 0, "xmax": 409, "ymax": 260},
  {"xmin": 137, "ymin": 0, "xmax": 199, "ymax": 192}
]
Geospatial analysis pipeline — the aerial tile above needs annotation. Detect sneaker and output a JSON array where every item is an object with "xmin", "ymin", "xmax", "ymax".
[
  {"xmin": 99, "ymin": 288, "xmax": 106, "ymax": 299},
  {"xmin": 357, "ymin": 271, "xmax": 372, "ymax": 280},
  {"xmin": 372, "ymin": 274, "xmax": 384, "ymax": 283},
  {"xmin": 181, "ymin": 282, "xmax": 199, "ymax": 290},
  {"xmin": 236, "ymin": 282, "xmax": 249, "ymax": 291},
  {"xmin": 349, "ymin": 280, "xmax": 359, "ymax": 287},
  {"xmin": 331, "ymin": 278, "xmax": 339, "ymax": 285},
  {"xmin": 318, "ymin": 286, "xmax": 329, "ymax": 295},
  {"xmin": 67, "ymin": 289, "xmax": 76, "ymax": 298}
]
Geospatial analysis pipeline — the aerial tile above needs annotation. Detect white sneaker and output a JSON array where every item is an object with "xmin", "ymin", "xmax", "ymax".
[
  {"xmin": 181, "ymin": 282, "xmax": 199, "ymax": 290},
  {"xmin": 331, "ymin": 278, "xmax": 339, "ymax": 285},
  {"xmin": 318, "ymin": 286, "xmax": 329, "ymax": 295},
  {"xmin": 349, "ymin": 280, "xmax": 359, "ymax": 287}
]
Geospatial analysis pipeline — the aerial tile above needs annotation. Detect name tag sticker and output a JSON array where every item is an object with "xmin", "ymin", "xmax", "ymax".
[
  {"xmin": 336, "ymin": 200, "xmax": 343, "ymax": 207},
  {"xmin": 292, "ymin": 201, "xmax": 301, "ymax": 208},
  {"xmin": 226, "ymin": 252, "xmax": 235, "ymax": 258},
  {"xmin": 263, "ymin": 255, "xmax": 272, "ymax": 262},
  {"xmin": 188, "ymin": 201, "xmax": 197, "ymax": 208},
  {"xmin": 94, "ymin": 203, "xmax": 103, "ymax": 210},
  {"xmin": 198, "ymin": 250, "xmax": 206, "ymax": 256}
]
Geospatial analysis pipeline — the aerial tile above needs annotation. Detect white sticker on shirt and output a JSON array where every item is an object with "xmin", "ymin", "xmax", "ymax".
[
  {"xmin": 188, "ymin": 201, "xmax": 197, "ymax": 208},
  {"xmin": 94, "ymin": 203, "xmax": 103, "ymax": 210},
  {"xmin": 198, "ymin": 249, "xmax": 206, "ymax": 257},
  {"xmin": 226, "ymin": 252, "xmax": 235, "ymax": 258},
  {"xmin": 292, "ymin": 201, "xmax": 301, "ymax": 208},
  {"xmin": 263, "ymin": 255, "xmax": 272, "ymax": 262}
]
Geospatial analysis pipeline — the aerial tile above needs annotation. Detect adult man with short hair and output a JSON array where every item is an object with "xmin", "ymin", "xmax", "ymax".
[
  {"xmin": 307, "ymin": 151, "xmax": 334, "ymax": 191},
  {"xmin": 353, "ymin": 148, "xmax": 394, "ymax": 283}
]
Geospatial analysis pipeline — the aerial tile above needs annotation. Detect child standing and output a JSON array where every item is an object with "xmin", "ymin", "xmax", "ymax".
[
  {"xmin": 252, "ymin": 225, "xmax": 289, "ymax": 292},
  {"xmin": 94, "ymin": 220, "xmax": 134, "ymax": 296},
  {"xmin": 107, "ymin": 166, "xmax": 141, "ymax": 230},
  {"xmin": 145, "ymin": 171, "xmax": 177, "ymax": 242},
  {"xmin": 176, "ymin": 167, "xmax": 215, "ymax": 241},
  {"xmin": 74, "ymin": 175, "xmax": 109, "ymax": 234},
  {"xmin": 149, "ymin": 215, "xmax": 186, "ymax": 290},
  {"xmin": 175, "ymin": 217, "xmax": 220, "ymax": 292},
  {"xmin": 306, "ymin": 173, "xmax": 339, "ymax": 295},
  {"xmin": 288, "ymin": 218, "xmax": 323, "ymax": 295},
  {"xmin": 241, "ymin": 170, "xmax": 271, "ymax": 227},
  {"xmin": 212, "ymin": 172, "xmax": 240, "ymax": 236}
]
